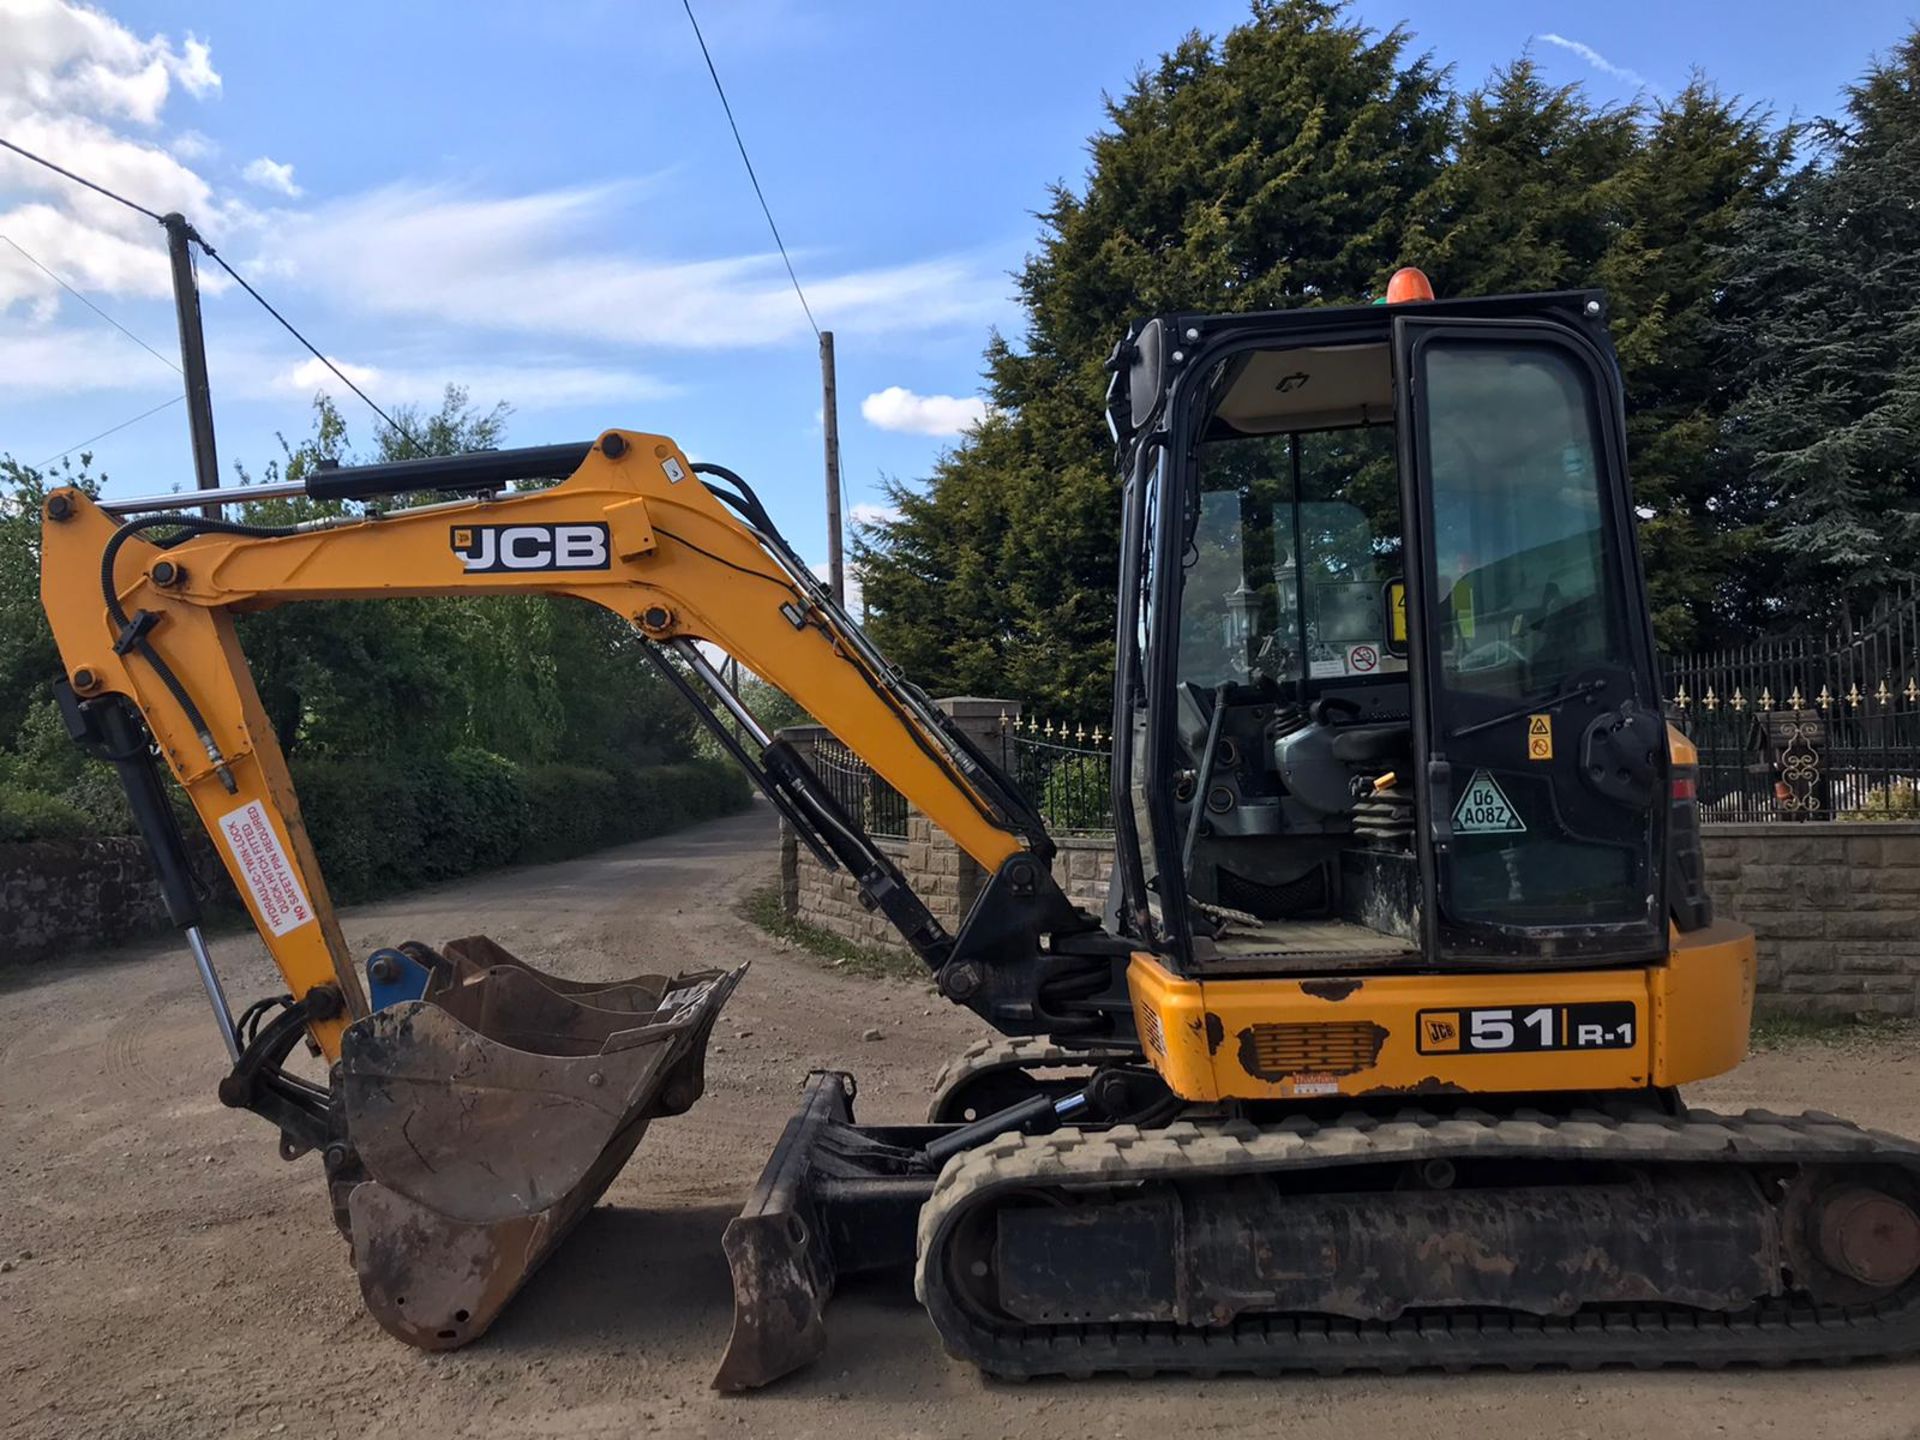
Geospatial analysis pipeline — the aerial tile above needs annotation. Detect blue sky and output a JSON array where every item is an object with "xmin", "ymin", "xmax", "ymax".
[{"xmin": 2, "ymin": 1, "xmax": 1915, "ymax": 586}]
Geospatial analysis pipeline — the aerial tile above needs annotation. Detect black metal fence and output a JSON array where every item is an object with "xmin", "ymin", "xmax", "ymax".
[
  {"xmin": 803, "ymin": 730, "xmax": 909, "ymax": 839},
  {"xmin": 781, "ymin": 714, "xmax": 1117, "ymax": 840},
  {"xmin": 996, "ymin": 714, "xmax": 1116, "ymax": 835},
  {"xmin": 1664, "ymin": 587, "xmax": 1920, "ymax": 822}
]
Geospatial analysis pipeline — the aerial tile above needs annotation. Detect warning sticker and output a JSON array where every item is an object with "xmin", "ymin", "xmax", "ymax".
[
  {"xmin": 1452, "ymin": 771, "xmax": 1527, "ymax": 836},
  {"xmin": 1527, "ymin": 713, "xmax": 1553, "ymax": 761},
  {"xmin": 1347, "ymin": 643, "xmax": 1379, "ymax": 674},
  {"xmin": 218, "ymin": 800, "xmax": 316, "ymax": 937},
  {"xmin": 1287, "ymin": 1073, "xmax": 1341, "ymax": 1097}
]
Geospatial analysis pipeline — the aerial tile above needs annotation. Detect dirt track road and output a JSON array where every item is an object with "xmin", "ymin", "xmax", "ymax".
[{"xmin": 5, "ymin": 802, "xmax": 1920, "ymax": 1438}]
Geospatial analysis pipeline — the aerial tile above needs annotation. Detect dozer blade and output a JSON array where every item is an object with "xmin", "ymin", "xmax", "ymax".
[
  {"xmin": 714, "ymin": 1070, "xmax": 944, "ymax": 1390},
  {"xmin": 336, "ymin": 936, "xmax": 745, "ymax": 1349}
]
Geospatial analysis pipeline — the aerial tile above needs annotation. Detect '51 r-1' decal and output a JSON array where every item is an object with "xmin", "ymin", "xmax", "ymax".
[{"xmin": 1416, "ymin": 1002, "xmax": 1637, "ymax": 1054}]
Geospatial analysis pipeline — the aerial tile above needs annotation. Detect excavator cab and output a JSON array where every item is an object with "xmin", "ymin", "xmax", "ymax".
[{"xmin": 1108, "ymin": 290, "xmax": 1674, "ymax": 985}]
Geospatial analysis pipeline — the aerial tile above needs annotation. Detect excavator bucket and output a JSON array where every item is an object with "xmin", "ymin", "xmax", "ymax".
[{"xmin": 333, "ymin": 936, "xmax": 745, "ymax": 1349}]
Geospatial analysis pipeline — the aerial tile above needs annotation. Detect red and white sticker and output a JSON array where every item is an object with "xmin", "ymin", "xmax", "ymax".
[
  {"xmin": 1347, "ymin": 644, "xmax": 1379, "ymax": 673},
  {"xmin": 218, "ymin": 800, "xmax": 315, "ymax": 937},
  {"xmin": 1287, "ymin": 1073, "xmax": 1341, "ymax": 1097}
]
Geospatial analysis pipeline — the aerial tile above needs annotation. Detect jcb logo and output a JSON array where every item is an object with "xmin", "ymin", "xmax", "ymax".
[{"xmin": 450, "ymin": 523, "xmax": 610, "ymax": 573}]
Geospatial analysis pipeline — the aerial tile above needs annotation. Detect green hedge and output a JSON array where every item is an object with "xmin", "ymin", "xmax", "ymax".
[
  {"xmin": 292, "ymin": 752, "xmax": 750, "ymax": 901},
  {"xmin": 0, "ymin": 751, "xmax": 752, "ymax": 904},
  {"xmin": 0, "ymin": 782, "xmax": 94, "ymax": 842},
  {"xmin": 517, "ymin": 759, "xmax": 752, "ymax": 863}
]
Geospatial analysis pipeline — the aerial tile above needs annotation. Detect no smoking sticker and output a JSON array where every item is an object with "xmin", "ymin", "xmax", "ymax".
[
  {"xmin": 1453, "ymin": 771, "xmax": 1527, "ymax": 835},
  {"xmin": 1347, "ymin": 644, "xmax": 1378, "ymax": 673}
]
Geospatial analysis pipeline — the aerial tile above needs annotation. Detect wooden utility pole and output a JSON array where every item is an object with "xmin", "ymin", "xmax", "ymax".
[
  {"xmin": 820, "ymin": 329, "xmax": 845, "ymax": 608},
  {"xmin": 162, "ymin": 212, "xmax": 220, "ymax": 517}
]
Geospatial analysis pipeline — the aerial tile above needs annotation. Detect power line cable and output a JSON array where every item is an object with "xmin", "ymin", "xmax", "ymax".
[
  {"xmin": 37, "ymin": 395, "xmax": 184, "ymax": 469},
  {"xmin": 679, "ymin": 0, "xmax": 820, "ymax": 339},
  {"xmin": 0, "ymin": 136, "xmax": 161, "ymax": 221},
  {"xmin": 0, "ymin": 133, "xmax": 421, "ymax": 452},
  {"xmin": 193, "ymin": 241, "xmax": 419, "ymax": 452},
  {"xmin": 1, "ymin": 233, "xmax": 181, "ymax": 374}
]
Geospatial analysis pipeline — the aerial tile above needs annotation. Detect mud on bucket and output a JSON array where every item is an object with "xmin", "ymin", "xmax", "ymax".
[{"xmin": 331, "ymin": 936, "xmax": 746, "ymax": 1348}]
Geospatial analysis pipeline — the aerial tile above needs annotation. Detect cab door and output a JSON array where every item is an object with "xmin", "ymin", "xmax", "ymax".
[{"xmin": 1392, "ymin": 314, "xmax": 1666, "ymax": 965}]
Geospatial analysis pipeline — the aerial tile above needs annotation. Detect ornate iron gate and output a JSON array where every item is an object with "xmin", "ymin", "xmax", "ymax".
[{"xmin": 1664, "ymin": 587, "xmax": 1920, "ymax": 821}]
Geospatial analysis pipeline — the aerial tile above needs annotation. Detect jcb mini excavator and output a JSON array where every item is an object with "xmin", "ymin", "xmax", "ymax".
[{"xmin": 39, "ymin": 275, "xmax": 1920, "ymax": 1388}]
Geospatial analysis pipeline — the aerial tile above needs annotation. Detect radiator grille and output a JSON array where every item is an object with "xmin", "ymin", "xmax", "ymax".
[
  {"xmin": 1139, "ymin": 1005, "xmax": 1166, "ymax": 1057},
  {"xmin": 1241, "ymin": 1020, "xmax": 1386, "ymax": 1078}
]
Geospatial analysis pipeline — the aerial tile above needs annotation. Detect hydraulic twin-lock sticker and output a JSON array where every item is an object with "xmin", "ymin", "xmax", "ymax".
[
  {"xmin": 1453, "ymin": 770, "xmax": 1526, "ymax": 835},
  {"xmin": 218, "ymin": 800, "xmax": 315, "ymax": 936}
]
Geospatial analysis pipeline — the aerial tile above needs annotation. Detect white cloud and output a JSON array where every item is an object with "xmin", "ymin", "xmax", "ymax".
[
  {"xmin": 860, "ymin": 385, "xmax": 989, "ymax": 437},
  {"xmin": 270, "ymin": 352, "xmax": 676, "ymax": 410},
  {"xmin": 0, "ymin": 320, "xmax": 177, "ymax": 394},
  {"xmin": 0, "ymin": 0, "xmax": 218, "ymax": 125},
  {"xmin": 1536, "ymin": 33, "xmax": 1662, "ymax": 98},
  {"xmin": 0, "ymin": 313, "xmax": 676, "ymax": 416},
  {"xmin": 848, "ymin": 500, "xmax": 899, "ymax": 526},
  {"xmin": 168, "ymin": 128, "xmax": 213, "ymax": 160},
  {"xmin": 0, "ymin": 0, "xmax": 1012, "ymax": 448},
  {"xmin": 242, "ymin": 155, "xmax": 300, "ymax": 197},
  {"xmin": 283, "ymin": 354, "xmax": 377, "ymax": 391},
  {"xmin": 264, "ymin": 182, "xmax": 1009, "ymax": 349},
  {"xmin": 171, "ymin": 35, "xmax": 218, "ymax": 99},
  {"xmin": 0, "ymin": 2, "xmax": 235, "ymax": 313}
]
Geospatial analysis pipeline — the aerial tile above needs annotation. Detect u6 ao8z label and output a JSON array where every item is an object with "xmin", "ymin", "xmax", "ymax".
[{"xmin": 1416, "ymin": 1001, "xmax": 1637, "ymax": 1054}]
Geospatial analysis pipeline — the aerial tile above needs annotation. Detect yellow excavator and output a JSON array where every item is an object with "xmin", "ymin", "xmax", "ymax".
[{"xmin": 38, "ymin": 275, "xmax": 1920, "ymax": 1387}]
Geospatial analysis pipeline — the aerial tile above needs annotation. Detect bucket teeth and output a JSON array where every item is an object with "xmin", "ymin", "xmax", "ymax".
[{"xmin": 336, "ymin": 936, "xmax": 745, "ymax": 1348}]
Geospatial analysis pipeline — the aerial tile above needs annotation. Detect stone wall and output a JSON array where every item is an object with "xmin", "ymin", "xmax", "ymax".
[
  {"xmin": 1052, "ymin": 836, "xmax": 1114, "ymax": 915},
  {"xmin": 0, "ymin": 836, "xmax": 233, "ymax": 966},
  {"xmin": 781, "ymin": 824, "xmax": 1117, "ymax": 956},
  {"xmin": 1703, "ymin": 823, "xmax": 1920, "ymax": 1017},
  {"xmin": 787, "ymin": 826, "xmax": 917, "ymax": 952}
]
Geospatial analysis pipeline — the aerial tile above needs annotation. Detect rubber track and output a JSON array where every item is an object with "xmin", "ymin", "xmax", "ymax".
[
  {"xmin": 914, "ymin": 1106, "xmax": 1920, "ymax": 1378},
  {"xmin": 926, "ymin": 1036, "xmax": 1144, "ymax": 1123}
]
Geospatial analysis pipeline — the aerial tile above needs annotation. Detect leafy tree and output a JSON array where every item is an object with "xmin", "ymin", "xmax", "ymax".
[
  {"xmin": 0, "ymin": 385, "xmax": 697, "ymax": 823},
  {"xmin": 861, "ymin": 0, "xmax": 1453, "ymax": 717},
  {"xmin": 1408, "ymin": 64, "xmax": 1791, "ymax": 649},
  {"xmin": 230, "ymin": 387, "xmax": 695, "ymax": 764},
  {"xmin": 865, "ymin": 6, "xmax": 1812, "ymax": 688},
  {"xmin": 1604, "ymin": 83, "xmax": 1794, "ymax": 648},
  {"xmin": 1720, "ymin": 30, "xmax": 1920, "ymax": 624},
  {"xmin": 1397, "ymin": 59, "xmax": 1639, "ymax": 296}
]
